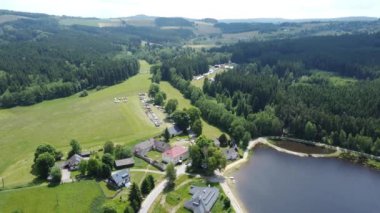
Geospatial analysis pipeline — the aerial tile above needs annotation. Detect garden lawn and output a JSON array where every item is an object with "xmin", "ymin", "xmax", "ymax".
[
  {"xmin": 159, "ymin": 82, "xmax": 223, "ymax": 139},
  {"xmin": 0, "ymin": 60, "xmax": 163, "ymax": 187},
  {"xmin": 150, "ymin": 175, "xmax": 233, "ymax": 213},
  {"xmin": 0, "ymin": 181, "xmax": 105, "ymax": 213}
]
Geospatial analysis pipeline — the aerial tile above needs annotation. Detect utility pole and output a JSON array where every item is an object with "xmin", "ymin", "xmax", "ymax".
[{"xmin": 1, "ymin": 177, "xmax": 4, "ymax": 188}]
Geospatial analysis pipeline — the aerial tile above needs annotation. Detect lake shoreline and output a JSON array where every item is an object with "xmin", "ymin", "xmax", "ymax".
[{"xmin": 222, "ymin": 137, "xmax": 380, "ymax": 213}]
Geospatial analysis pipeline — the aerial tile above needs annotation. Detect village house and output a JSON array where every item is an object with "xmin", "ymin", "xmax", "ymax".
[
  {"xmin": 79, "ymin": 151, "xmax": 91, "ymax": 158},
  {"xmin": 108, "ymin": 169, "xmax": 130, "ymax": 189},
  {"xmin": 114, "ymin": 157, "xmax": 135, "ymax": 169},
  {"xmin": 184, "ymin": 186, "xmax": 220, "ymax": 213},
  {"xmin": 167, "ymin": 125, "xmax": 183, "ymax": 137},
  {"xmin": 162, "ymin": 146, "xmax": 189, "ymax": 164},
  {"xmin": 65, "ymin": 154, "xmax": 83, "ymax": 171},
  {"xmin": 224, "ymin": 147, "xmax": 239, "ymax": 161},
  {"xmin": 133, "ymin": 138, "xmax": 170, "ymax": 155}
]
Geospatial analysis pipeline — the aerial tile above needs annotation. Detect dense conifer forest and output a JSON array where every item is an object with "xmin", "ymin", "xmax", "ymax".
[
  {"xmin": 0, "ymin": 13, "xmax": 193, "ymax": 107},
  {"xmin": 157, "ymin": 35, "xmax": 380, "ymax": 155}
]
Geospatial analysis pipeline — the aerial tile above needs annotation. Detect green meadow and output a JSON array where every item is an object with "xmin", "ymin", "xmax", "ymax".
[
  {"xmin": 160, "ymin": 82, "xmax": 223, "ymax": 139},
  {"xmin": 0, "ymin": 181, "xmax": 105, "ymax": 213},
  {"xmin": 0, "ymin": 61, "xmax": 163, "ymax": 187}
]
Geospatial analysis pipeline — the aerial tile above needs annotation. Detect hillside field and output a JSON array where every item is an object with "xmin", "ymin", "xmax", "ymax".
[{"xmin": 0, "ymin": 61, "xmax": 163, "ymax": 187}]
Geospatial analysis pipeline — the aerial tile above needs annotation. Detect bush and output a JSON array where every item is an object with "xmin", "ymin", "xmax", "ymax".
[
  {"xmin": 79, "ymin": 90, "xmax": 88, "ymax": 97},
  {"xmin": 49, "ymin": 166, "xmax": 62, "ymax": 184}
]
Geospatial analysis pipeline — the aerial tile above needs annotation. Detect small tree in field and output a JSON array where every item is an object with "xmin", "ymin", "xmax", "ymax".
[
  {"xmin": 128, "ymin": 182, "xmax": 142, "ymax": 212},
  {"xmin": 146, "ymin": 175, "xmax": 155, "ymax": 190},
  {"xmin": 50, "ymin": 166, "xmax": 62, "ymax": 184},
  {"xmin": 68, "ymin": 139, "xmax": 81, "ymax": 158},
  {"xmin": 191, "ymin": 119, "xmax": 202, "ymax": 136},
  {"xmin": 140, "ymin": 178, "xmax": 150, "ymax": 196},
  {"xmin": 164, "ymin": 128, "xmax": 170, "ymax": 142},
  {"xmin": 33, "ymin": 152, "xmax": 55, "ymax": 178},
  {"xmin": 102, "ymin": 153, "xmax": 114, "ymax": 169},
  {"xmin": 165, "ymin": 163, "xmax": 176, "ymax": 190},
  {"xmin": 165, "ymin": 99, "xmax": 178, "ymax": 114},
  {"xmin": 103, "ymin": 141, "xmax": 115, "ymax": 155},
  {"xmin": 79, "ymin": 160, "xmax": 88, "ymax": 176}
]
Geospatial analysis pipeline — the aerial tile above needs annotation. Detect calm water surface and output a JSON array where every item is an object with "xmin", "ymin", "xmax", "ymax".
[{"xmin": 233, "ymin": 147, "xmax": 380, "ymax": 213}]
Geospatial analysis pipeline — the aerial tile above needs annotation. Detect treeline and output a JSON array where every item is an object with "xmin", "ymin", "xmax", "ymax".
[
  {"xmin": 216, "ymin": 33, "xmax": 380, "ymax": 79},
  {"xmin": 215, "ymin": 22, "xmax": 278, "ymax": 34},
  {"xmin": 160, "ymin": 53, "xmax": 209, "ymax": 80},
  {"xmin": 159, "ymin": 56, "xmax": 252, "ymax": 147},
  {"xmin": 205, "ymin": 64, "xmax": 380, "ymax": 155},
  {"xmin": 0, "ymin": 58, "xmax": 139, "ymax": 107}
]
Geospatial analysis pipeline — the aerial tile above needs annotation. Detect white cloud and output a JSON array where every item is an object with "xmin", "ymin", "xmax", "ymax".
[{"xmin": 1, "ymin": 0, "xmax": 379, "ymax": 19}]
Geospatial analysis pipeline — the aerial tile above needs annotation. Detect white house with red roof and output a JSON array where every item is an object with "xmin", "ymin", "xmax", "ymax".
[{"xmin": 162, "ymin": 146, "xmax": 189, "ymax": 164}]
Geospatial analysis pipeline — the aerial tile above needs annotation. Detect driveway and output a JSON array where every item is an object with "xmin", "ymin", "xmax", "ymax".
[
  {"xmin": 61, "ymin": 169, "xmax": 72, "ymax": 183},
  {"xmin": 139, "ymin": 164, "xmax": 187, "ymax": 213}
]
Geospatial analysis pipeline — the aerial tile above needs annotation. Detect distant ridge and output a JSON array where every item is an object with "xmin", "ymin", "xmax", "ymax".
[
  {"xmin": 220, "ymin": 16, "xmax": 379, "ymax": 23},
  {"xmin": 0, "ymin": 9, "xmax": 378, "ymax": 24}
]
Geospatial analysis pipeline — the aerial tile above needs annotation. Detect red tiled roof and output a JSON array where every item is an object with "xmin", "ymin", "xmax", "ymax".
[{"xmin": 164, "ymin": 146, "xmax": 188, "ymax": 158}]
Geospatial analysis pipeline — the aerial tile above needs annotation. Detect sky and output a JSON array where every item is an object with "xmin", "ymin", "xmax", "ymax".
[{"xmin": 1, "ymin": 0, "xmax": 380, "ymax": 19}]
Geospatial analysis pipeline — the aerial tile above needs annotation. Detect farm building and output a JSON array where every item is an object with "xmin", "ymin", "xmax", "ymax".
[
  {"xmin": 162, "ymin": 146, "xmax": 189, "ymax": 164},
  {"xmin": 184, "ymin": 186, "xmax": 220, "ymax": 213},
  {"xmin": 115, "ymin": 158, "xmax": 135, "ymax": 169},
  {"xmin": 79, "ymin": 151, "xmax": 91, "ymax": 158},
  {"xmin": 108, "ymin": 169, "xmax": 130, "ymax": 189},
  {"xmin": 65, "ymin": 154, "xmax": 83, "ymax": 171},
  {"xmin": 133, "ymin": 138, "xmax": 170, "ymax": 155},
  {"xmin": 167, "ymin": 125, "xmax": 183, "ymax": 137}
]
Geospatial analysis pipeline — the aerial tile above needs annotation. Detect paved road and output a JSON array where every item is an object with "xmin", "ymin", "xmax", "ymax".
[{"xmin": 139, "ymin": 164, "xmax": 187, "ymax": 213}]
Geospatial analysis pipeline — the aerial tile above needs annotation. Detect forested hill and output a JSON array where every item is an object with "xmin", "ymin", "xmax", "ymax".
[
  {"xmin": 0, "ymin": 11, "xmax": 194, "ymax": 108},
  {"xmin": 152, "ymin": 32, "xmax": 380, "ymax": 156},
  {"xmin": 216, "ymin": 33, "xmax": 380, "ymax": 79}
]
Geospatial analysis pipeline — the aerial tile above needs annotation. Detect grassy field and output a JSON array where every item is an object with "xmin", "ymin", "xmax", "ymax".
[
  {"xmin": 160, "ymin": 82, "xmax": 223, "ymax": 139},
  {"xmin": 0, "ymin": 181, "xmax": 105, "ymax": 213},
  {"xmin": 299, "ymin": 70, "xmax": 357, "ymax": 86},
  {"xmin": 0, "ymin": 60, "xmax": 163, "ymax": 187}
]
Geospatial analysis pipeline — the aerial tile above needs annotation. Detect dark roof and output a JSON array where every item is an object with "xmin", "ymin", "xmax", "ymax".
[
  {"xmin": 134, "ymin": 138, "xmax": 155, "ymax": 153},
  {"xmin": 184, "ymin": 186, "xmax": 220, "ymax": 213},
  {"xmin": 66, "ymin": 154, "xmax": 83, "ymax": 167},
  {"xmin": 110, "ymin": 169, "xmax": 130, "ymax": 188},
  {"xmin": 224, "ymin": 148, "xmax": 239, "ymax": 161},
  {"xmin": 154, "ymin": 141, "xmax": 170, "ymax": 152},
  {"xmin": 80, "ymin": 151, "xmax": 91, "ymax": 157},
  {"xmin": 168, "ymin": 125, "xmax": 183, "ymax": 136},
  {"xmin": 115, "ymin": 158, "xmax": 135, "ymax": 168}
]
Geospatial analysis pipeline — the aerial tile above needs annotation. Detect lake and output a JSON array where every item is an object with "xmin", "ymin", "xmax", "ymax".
[{"xmin": 233, "ymin": 147, "xmax": 380, "ymax": 213}]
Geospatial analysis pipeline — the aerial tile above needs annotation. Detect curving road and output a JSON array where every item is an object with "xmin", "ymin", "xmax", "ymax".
[{"xmin": 139, "ymin": 164, "xmax": 187, "ymax": 213}]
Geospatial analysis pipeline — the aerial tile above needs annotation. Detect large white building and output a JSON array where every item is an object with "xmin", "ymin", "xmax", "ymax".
[{"xmin": 162, "ymin": 146, "xmax": 189, "ymax": 164}]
